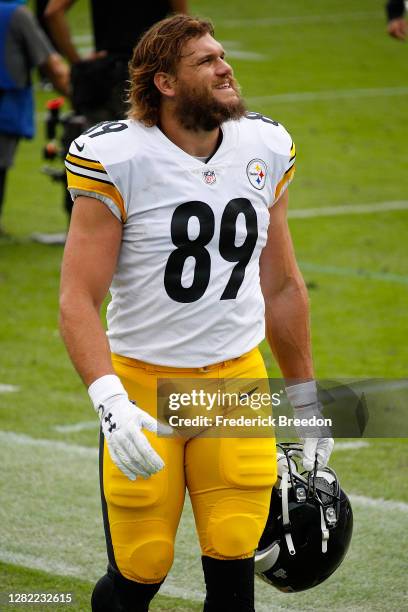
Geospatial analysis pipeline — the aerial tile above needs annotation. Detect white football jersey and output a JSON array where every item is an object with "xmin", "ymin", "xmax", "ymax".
[{"xmin": 65, "ymin": 113, "xmax": 296, "ymax": 366}]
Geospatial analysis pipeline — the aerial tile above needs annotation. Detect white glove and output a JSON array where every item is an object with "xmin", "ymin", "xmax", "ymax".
[
  {"xmin": 285, "ymin": 380, "xmax": 334, "ymax": 471},
  {"xmin": 89, "ymin": 374, "xmax": 168, "ymax": 481}
]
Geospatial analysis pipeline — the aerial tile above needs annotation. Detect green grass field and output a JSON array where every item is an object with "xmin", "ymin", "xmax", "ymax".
[{"xmin": 1, "ymin": 1, "xmax": 407, "ymax": 610}]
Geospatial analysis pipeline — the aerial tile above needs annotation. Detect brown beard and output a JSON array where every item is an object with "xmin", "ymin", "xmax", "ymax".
[{"xmin": 173, "ymin": 76, "xmax": 247, "ymax": 131}]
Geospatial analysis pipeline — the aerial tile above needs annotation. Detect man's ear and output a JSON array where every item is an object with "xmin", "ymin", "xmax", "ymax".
[{"xmin": 154, "ymin": 72, "xmax": 177, "ymax": 98}]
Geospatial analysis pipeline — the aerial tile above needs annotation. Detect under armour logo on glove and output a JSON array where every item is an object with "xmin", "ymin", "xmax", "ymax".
[
  {"xmin": 104, "ymin": 412, "xmax": 117, "ymax": 433},
  {"xmin": 89, "ymin": 374, "xmax": 171, "ymax": 481}
]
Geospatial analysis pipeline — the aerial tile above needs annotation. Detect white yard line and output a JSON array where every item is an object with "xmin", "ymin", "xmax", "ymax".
[
  {"xmin": 54, "ymin": 421, "xmax": 97, "ymax": 433},
  {"xmin": 225, "ymin": 49, "xmax": 265, "ymax": 61},
  {"xmin": 219, "ymin": 12, "xmax": 381, "ymax": 28},
  {"xmin": 0, "ymin": 431, "xmax": 97, "ymax": 457},
  {"xmin": 247, "ymin": 86, "xmax": 408, "ymax": 105},
  {"xmin": 0, "ymin": 551, "xmax": 83, "ymax": 579},
  {"xmin": 349, "ymin": 494, "xmax": 408, "ymax": 513},
  {"xmin": 289, "ymin": 200, "xmax": 408, "ymax": 219},
  {"xmin": 334, "ymin": 441, "xmax": 370, "ymax": 451},
  {"xmin": 0, "ymin": 384, "xmax": 20, "ymax": 393}
]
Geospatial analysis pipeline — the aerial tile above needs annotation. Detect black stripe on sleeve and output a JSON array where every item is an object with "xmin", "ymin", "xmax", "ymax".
[
  {"xmin": 65, "ymin": 166, "xmax": 114, "ymax": 186},
  {"xmin": 66, "ymin": 158, "xmax": 108, "ymax": 175}
]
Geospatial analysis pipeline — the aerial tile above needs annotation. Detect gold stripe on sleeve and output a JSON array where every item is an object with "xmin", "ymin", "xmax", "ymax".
[
  {"xmin": 66, "ymin": 169, "xmax": 127, "ymax": 222},
  {"xmin": 274, "ymin": 164, "xmax": 296, "ymax": 202}
]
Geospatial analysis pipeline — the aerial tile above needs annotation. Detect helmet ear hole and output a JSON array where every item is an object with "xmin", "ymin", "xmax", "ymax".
[{"xmin": 255, "ymin": 442, "xmax": 353, "ymax": 593}]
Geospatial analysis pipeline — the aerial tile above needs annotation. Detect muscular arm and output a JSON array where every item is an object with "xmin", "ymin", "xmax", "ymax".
[
  {"xmin": 259, "ymin": 189, "xmax": 313, "ymax": 381},
  {"xmin": 44, "ymin": 0, "xmax": 81, "ymax": 63},
  {"xmin": 59, "ymin": 196, "xmax": 122, "ymax": 386}
]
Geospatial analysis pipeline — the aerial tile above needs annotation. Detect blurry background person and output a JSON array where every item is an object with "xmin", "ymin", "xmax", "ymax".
[
  {"xmin": 35, "ymin": 0, "xmax": 60, "ymax": 87},
  {"xmin": 45, "ymin": 0, "xmax": 188, "ymax": 123},
  {"xmin": 0, "ymin": 0, "xmax": 69, "ymax": 236},
  {"xmin": 386, "ymin": 0, "xmax": 407, "ymax": 40},
  {"xmin": 44, "ymin": 0, "xmax": 188, "ymax": 219}
]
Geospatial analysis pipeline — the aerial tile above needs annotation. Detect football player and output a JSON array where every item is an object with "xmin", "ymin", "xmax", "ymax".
[{"xmin": 60, "ymin": 15, "xmax": 333, "ymax": 611}]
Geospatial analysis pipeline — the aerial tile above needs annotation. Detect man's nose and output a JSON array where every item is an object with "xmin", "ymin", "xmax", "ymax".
[{"xmin": 216, "ymin": 57, "xmax": 232, "ymax": 76}]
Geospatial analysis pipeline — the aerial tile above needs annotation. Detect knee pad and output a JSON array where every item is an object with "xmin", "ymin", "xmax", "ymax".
[
  {"xmin": 206, "ymin": 498, "xmax": 267, "ymax": 559},
  {"xmin": 111, "ymin": 520, "xmax": 174, "ymax": 583},
  {"xmin": 91, "ymin": 569, "xmax": 163, "ymax": 612}
]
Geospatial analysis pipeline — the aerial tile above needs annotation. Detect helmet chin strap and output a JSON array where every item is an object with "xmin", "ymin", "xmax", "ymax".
[
  {"xmin": 281, "ymin": 452, "xmax": 330, "ymax": 555},
  {"xmin": 313, "ymin": 455, "xmax": 329, "ymax": 553},
  {"xmin": 281, "ymin": 469, "xmax": 296, "ymax": 556},
  {"xmin": 320, "ymin": 505, "xmax": 329, "ymax": 553}
]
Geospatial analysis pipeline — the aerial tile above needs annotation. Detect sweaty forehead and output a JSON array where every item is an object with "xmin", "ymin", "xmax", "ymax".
[{"xmin": 181, "ymin": 33, "xmax": 223, "ymax": 61}]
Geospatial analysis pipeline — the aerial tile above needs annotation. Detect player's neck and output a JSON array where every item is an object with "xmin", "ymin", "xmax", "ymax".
[{"xmin": 158, "ymin": 112, "xmax": 221, "ymax": 158}]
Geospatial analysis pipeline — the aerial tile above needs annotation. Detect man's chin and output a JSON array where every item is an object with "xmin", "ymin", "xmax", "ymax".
[
  {"xmin": 174, "ymin": 87, "xmax": 246, "ymax": 131},
  {"xmin": 213, "ymin": 88, "xmax": 241, "ymax": 105}
]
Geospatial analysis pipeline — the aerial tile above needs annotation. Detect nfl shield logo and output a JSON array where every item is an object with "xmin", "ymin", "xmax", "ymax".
[
  {"xmin": 202, "ymin": 170, "xmax": 216, "ymax": 185},
  {"xmin": 247, "ymin": 159, "xmax": 267, "ymax": 190}
]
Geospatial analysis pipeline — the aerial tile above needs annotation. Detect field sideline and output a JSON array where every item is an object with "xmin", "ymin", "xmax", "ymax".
[{"xmin": 1, "ymin": 0, "xmax": 407, "ymax": 610}]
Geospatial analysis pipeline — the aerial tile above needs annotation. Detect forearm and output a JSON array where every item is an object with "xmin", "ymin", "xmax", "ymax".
[
  {"xmin": 59, "ymin": 296, "xmax": 115, "ymax": 387},
  {"xmin": 264, "ymin": 275, "xmax": 314, "ymax": 381},
  {"xmin": 45, "ymin": 3, "xmax": 81, "ymax": 63}
]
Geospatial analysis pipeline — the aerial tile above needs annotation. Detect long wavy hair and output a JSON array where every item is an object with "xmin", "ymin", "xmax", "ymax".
[{"xmin": 127, "ymin": 15, "xmax": 214, "ymax": 126}]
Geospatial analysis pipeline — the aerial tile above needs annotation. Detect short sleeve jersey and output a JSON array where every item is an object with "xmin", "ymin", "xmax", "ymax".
[{"xmin": 65, "ymin": 113, "xmax": 296, "ymax": 367}]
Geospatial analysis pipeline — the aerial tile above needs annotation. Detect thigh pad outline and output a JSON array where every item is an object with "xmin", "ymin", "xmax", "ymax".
[
  {"xmin": 103, "ymin": 443, "xmax": 168, "ymax": 509},
  {"xmin": 219, "ymin": 438, "xmax": 277, "ymax": 489}
]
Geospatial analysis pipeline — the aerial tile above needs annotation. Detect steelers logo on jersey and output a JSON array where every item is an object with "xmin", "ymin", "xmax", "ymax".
[{"xmin": 246, "ymin": 159, "xmax": 267, "ymax": 190}]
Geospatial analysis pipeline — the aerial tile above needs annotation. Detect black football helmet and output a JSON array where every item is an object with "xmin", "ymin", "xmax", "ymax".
[{"xmin": 255, "ymin": 442, "xmax": 353, "ymax": 592}]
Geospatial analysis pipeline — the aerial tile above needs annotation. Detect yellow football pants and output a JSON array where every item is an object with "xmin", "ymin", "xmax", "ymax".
[{"xmin": 100, "ymin": 347, "xmax": 277, "ymax": 584}]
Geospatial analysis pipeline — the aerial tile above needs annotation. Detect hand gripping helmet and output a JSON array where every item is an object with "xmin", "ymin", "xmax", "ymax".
[{"xmin": 255, "ymin": 442, "xmax": 353, "ymax": 592}]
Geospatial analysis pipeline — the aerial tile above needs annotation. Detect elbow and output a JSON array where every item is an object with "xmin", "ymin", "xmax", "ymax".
[
  {"xmin": 263, "ymin": 272, "xmax": 309, "ymax": 308},
  {"xmin": 286, "ymin": 275, "xmax": 309, "ymax": 304},
  {"xmin": 59, "ymin": 286, "xmax": 101, "ymax": 329}
]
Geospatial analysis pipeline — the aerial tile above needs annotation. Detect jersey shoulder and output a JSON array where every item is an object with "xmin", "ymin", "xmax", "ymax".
[
  {"xmin": 238, "ymin": 113, "xmax": 296, "ymax": 206},
  {"xmin": 65, "ymin": 120, "xmax": 145, "ymax": 223},
  {"xmin": 241, "ymin": 112, "xmax": 294, "ymax": 158},
  {"xmin": 67, "ymin": 119, "xmax": 148, "ymax": 167}
]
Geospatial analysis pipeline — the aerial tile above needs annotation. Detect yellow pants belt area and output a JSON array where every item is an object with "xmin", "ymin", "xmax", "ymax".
[{"xmin": 110, "ymin": 346, "xmax": 260, "ymax": 374}]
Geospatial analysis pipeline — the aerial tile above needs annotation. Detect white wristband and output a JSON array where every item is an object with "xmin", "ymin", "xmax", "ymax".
[
  {"xmin": 285, "ymin": 380, "xmax": 318, "ymax": 409},
  {"xmin": 88, "ymin": 374, "xmax": 127, "ymax": 409}
]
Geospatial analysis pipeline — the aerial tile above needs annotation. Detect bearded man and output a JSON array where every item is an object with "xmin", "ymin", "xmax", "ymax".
[{"xmin": 60, "ymin": 14, "xmax": 333, "ymax": 612}]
